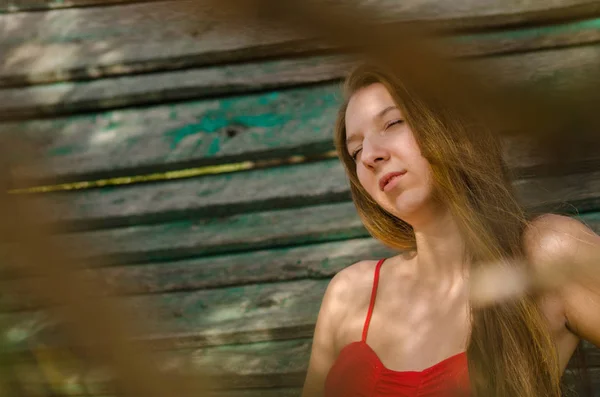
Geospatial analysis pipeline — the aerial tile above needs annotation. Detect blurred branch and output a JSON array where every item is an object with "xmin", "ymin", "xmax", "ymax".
[
  {"xmin": 0, "ymin": 1, "xmax": 599, "ymax": 396},
  {"xmin": 207, "ymin": 0, "xmax": 600, "ymax": 172},
  {"xmin": 0, "ymin": 137, "xmax": 212, "ymax": 396}
]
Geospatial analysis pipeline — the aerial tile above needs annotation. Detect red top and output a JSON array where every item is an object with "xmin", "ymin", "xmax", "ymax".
[{"xmin": 324, "ymin": 259, "xmax": 470, "ymax": 397}]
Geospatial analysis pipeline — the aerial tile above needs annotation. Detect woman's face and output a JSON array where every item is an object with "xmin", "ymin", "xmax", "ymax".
[{"xmin": 345, "ymin": 83, "xmax": 435, "ymax": 222}]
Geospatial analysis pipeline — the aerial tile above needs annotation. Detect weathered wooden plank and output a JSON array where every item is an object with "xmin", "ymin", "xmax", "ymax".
[
  {"xmin": 207, "ymin": 389, "xmax": 302, "ymax": 397},
  {"xmin": 5, "ymin": 339, "xmax": 311, "ymax": 394},
  {"xmin": 466, "ymin": 41, "xmax": 600, "ymax": 92},
  {"xmin": 516, "ymin": 171, "xmax": 600, "ymax": 214},
  {"xmin": 34, "ymin": 158, "xmax": 600, "ymax": 230},
  {"xmin": 570, "ymin": 341, "xmax": 600, "ymax": 368},
  {"xmin": 10, "ymin": 389, "xmax": 303, "ymax": 397},
  {"xmin": 453, "ymin": 17, "xmax": 600, "ymax": 58},
  {"xmin": 0, "ymin": 0, "xmax": 160, "ymax": 13},
  {"xmin": 6, "ymin": 338, "xmax": 600, "ymax": 395},
  {"xmin": 62, "ymin": 212, "xmax": 600, "ymax": 294},
  {"xmin": 4, "ymin": 80, "xmax": 600, "ymax": 186},
  {"xmin": 2, "ymin": 1, "xmax": 599, "ymax": 85},
  {"xmin": 176, "ymin": 339, "xmax": 311, "ymax": 389},
  {"xmin": 2, "ymin": 32, "xmax": 600, "ymax": 122},
  {"xmin": 3, "ymin": 214, "xmax": 600, "ymax": 345},
  {"xmin": 7, "ymin": 277, "xmax": 600, "ymax": 353},
  {"xmin": 3, "ymin": 211, "xmax": 598, "ymax": 305},
  {"xmin": 4, "ymin": 0, "xmax": 600, "ymax": 19},
  {"xmin": 0, "ymin": 0, "xmax": 314, "ymax": 86},
  {"xmin": 564, "ymin": 368, "xmax": 600, "ymax": 397},
  {"xmin": 2, "ymin": 279, "xmax": 330, "ymax": 348},
  {"xmin": 91, "ymin": 238, "xmax": 393, "ymax": 293},
  {"xmin": 2, "ymin": 83, "xmax": 341, "ymax": 184},
  {"xmin": 39, "ymin": 159, "xmax": 350, "ymax": 230},
  {"xmin": 54, "ymin": 202, "xmax": 373, "ymax": 265},
  {"xmin": 0, "ymin": 55, "xmax": 350, "ymax": 121},
  {"xmin": 164, "ymin": 342, "xmax": 600, "ymax": 392},
  {"xmin": 174, "ymin": 341, "xmax": 600, "ymax": 390}
]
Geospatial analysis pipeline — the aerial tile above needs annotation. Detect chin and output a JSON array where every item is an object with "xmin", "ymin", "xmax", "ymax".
[{"xmin": 387, "ymin": 188, "xmax": 434, "ymax": 222}]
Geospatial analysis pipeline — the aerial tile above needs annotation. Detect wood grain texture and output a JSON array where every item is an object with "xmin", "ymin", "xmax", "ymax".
[
  {"xmin": 41, "ymin": 159, "xmax": 351, "ymax": 230},
  {"xmin": 515, "ymin": 171, "xmax": 600, "ymax": 214},
  {"xmin": 71, "ymin": 389, "xmax": 304, "ymax": 397},
  {"xmin": 3, "ymin": 0, "xmax": 599, "ymax": 17},
  {"xmin": 35, "ymin": 159, "xmax": 600, "ymax": 231},
  {"xmin": 0, "ymin": 0, "xmax": 162, "ymax": 13},
  {"xmin": 0, "ymin": 233, "xmax": 389, "ymax": 302},
  {"xmin": 61, "ymin": 212, "xmax": 600, "ymax": 294},
  {"xmin": 564, "ymin": 368, "xmax": 600, "ymax": 397},
  {"xmin": 171, "ymin": 339, "xmax": 311, "ymax": 389},
  {"xmin": 6, "ymin": 338, "xmax": 600, "ymax": 394},
  {"xmin": 91, "ymin": 238, "xmax": 394, "ymax": 293},
  {"xmin": 0, "ymin": 55, "xmax": 350, "ymax": 121},
  {"xmin": 7, "ymin": 268, "xmax": 600, "ymax": 352},
  {"xmin": 2, "ymin": 83, "xmax": 342, "ymax": 184},
  {"xmin": 5, "ymin": 339, "xmax": 311, "ymax": 393},
  {"xmin": 2, "ymin": 0, "xmax": 599, "ymax": 85},
  {"xmin": 2, "ymin": 36, "xmax": 600, "ymax": 122},
  {"xmin": 5, "ymin": 79, "xmax": 600, "ymax": 185},
  {"xmin": 15, "ymin": 339, "xmax": 598, "ymax": 394},
  {"xmin": 54, "ymin": 202, "xmax": 373, "ymax": 265},
  {"xmin": 0, "ymin": 0, "xmax": 312, "ymax": 85},
  {"xmin": 206, "ymin": 388, "xmax": 302, "ymax": 397},
  {"xmin": 3, "ymin": 211, "xmax": 598, "ymax": 303},
  {"xmin": 3, "ymin": 279, "xmax": 330, "ymax": 348},
  {"xmin": 168, "ymin": 341, "xmax": 600, "ymax": 392}
]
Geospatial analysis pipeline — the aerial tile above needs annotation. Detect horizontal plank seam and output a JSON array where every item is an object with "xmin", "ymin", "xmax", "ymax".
[
  {"xmin": 0, "ymin": 76, "xmax": 344, "ymax": 121},
  {"xmin": 10, "ymin": 151, "xmax": 339, "ymax": 194},
  {"xmin": 0, "ymin": 0, "xmax": 167, "ymax": 14},
  {"xmin": 2, "ymin": 8, "xmax": 600, "ymax": 89},
  {"xmin": 428, "ymin": 2, "xmax": 600, "ymax": 33},
  {"xmin": 0, "ymin": 43, "xmax": 338, "ymax": 89},
  {"xmin": 11, "ymin": 145, "xmax": 600, "ymax": 194},
  {"xmin": 456, "ymin": 34, "xmax": 600, "ymax": 59}
]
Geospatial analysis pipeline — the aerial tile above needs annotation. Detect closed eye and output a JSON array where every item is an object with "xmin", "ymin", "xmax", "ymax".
[
  {"xmin": 351, "ymin": 147, "xmax": 362, "ymax": 161},
  {"xmin": 384, "ymin": 119, "xmax": 404, "ymax": 130}
]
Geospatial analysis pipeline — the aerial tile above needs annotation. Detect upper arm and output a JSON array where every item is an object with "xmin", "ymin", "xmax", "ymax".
[
  {"xmin": 524, "ymin": 214, "xmax": 600, "ymax": 346},
  {"xmin": 301, "ymin": 266, "xmax": 357, "ymax": 397}
]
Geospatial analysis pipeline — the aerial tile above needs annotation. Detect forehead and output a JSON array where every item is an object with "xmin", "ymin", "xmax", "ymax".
[{"xmin": 345, "ymin": 83, "xmax": 397, "ymax": 136}]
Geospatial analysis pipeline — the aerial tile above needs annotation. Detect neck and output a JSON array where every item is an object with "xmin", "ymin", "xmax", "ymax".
[{"xmin": 408, "ymin": 203, "xmax": 468, "ymax": 282}]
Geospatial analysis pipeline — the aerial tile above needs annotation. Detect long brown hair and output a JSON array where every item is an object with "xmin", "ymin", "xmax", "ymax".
[{"xmin": 334, "ymin": 64, "xmax": 561, "ymax": 397}]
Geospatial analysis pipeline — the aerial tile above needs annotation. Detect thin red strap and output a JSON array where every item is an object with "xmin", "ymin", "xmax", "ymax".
[{"xmin": 361, "ymin": 258, "xmax": 386, "ymax": 342}]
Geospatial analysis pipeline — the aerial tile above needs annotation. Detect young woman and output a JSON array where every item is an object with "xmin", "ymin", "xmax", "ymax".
[{"xmin": 301, "ymin": 64, "xmax": 600, "ymax": 397}]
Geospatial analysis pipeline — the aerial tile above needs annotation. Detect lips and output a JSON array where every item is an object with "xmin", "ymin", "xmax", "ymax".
[{"xmin": 379, "ymin": 171, "xmax": 407, "ymax": 191}]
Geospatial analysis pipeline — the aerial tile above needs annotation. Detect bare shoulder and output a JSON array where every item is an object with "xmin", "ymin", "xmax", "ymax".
[
  {"xmin": 524, "ymin": 215, "xmax": 600, "ymax": 351},
  {"xmin": 301, "ymin": 259, "xmax": 383, "ymax": 397},
  {"xmin": 322, "ymin": 259, "xmax": 381, "ymax": 318},
  {"xmin": 523, "ymin": 213, "xmax": 597, "ymax": 265}
]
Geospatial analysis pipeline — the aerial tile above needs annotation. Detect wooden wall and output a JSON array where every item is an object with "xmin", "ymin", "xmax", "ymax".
[{"xmin": 1, "ymin": 0, "xmax": 600, "ymax": 396}]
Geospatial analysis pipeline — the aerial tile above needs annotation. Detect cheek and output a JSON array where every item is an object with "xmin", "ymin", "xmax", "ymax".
[
  {"xmin": 410, "ymin": 159, "xmax": 435, "ymax": 197},
  {"xmin": 414, "ymin": 157, "xmax": 434, "ymax": 183},
  {"xmin": 356, "ymin": 167, "xmax": 377, "ymax": 195}
]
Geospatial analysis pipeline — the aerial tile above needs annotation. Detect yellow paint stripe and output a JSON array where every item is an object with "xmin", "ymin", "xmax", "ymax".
[{"xmin": 10, "ymin": 151, "xmax": 339, "ymax": 194}]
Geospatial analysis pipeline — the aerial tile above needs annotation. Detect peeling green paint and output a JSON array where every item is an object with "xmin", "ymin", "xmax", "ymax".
[
  {"xmin": 165, "ymin": 85, "xmax": 340, "ymax": 150},
  {"xmin": 207, "ymin": 137, "xmax": 221, "ymax": 156},
  {"xmin": 257, "ymin": 91, "xmax": 280, "ymax": 105},
  {"xmin": 105, "ymin": 119, "xmax": 119, "ymax": 130},
  {"xmin": 236, "ymin": 113, "xmax": 293, "ymax": 128},
  {"xmin": 49, "ymin": 146, "xmax": 74, "ymax": 157}
]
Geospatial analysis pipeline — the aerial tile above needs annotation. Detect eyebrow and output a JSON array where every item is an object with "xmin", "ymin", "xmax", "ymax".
[
  {"xmin": 345, "ymin": 105, "xmax": 399, "ymax": 146},
  {"xmin": 377, "ymin": 105, "xmax": 398, "ymax": 120}
]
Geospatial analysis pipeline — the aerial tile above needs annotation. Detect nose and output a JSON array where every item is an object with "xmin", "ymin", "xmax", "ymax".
[{"xmin": 361, "ymin": 140, "xmax": 389, "ymax": 170}]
